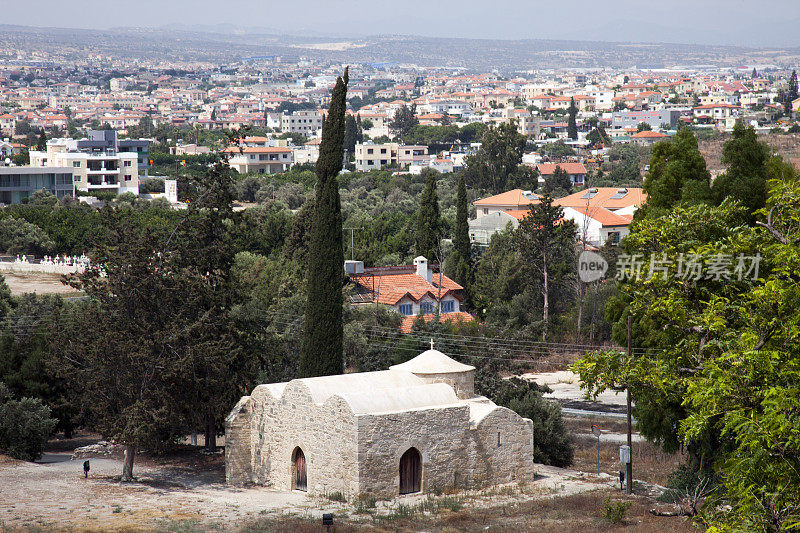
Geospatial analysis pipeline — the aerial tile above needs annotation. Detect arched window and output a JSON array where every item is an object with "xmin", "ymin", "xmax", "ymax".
[
  {"xmin": 399, "ymin": 447, "xmax": 422, "ymax": 494},
  {"xmin": 291, "ymin": 447, "xmax": 307, "ymax": 491}
]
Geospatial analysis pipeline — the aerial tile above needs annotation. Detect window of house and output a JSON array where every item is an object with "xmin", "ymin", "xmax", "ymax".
[
  {"xmin": 421, "ymin": 302, "xmax": 434, "ymax": 314},
  {"xmin": 124, "ymin": 174, "xmax": 131, "ymax": 181},
  {"xmin": 398, "ymin": 304, "xmax": 412, "ymax": 316},
  {"xmin": 124, "ymin": 160, "xmax": 132, "ymax": 167},
  {"xmin": 380, "ymin": 148, "xmax": 386, "ymax": 154},
  {"xmin": 483, "ymin": 208, "xmax": 488, "ymax": 214},
  {"xmin": 441, "ymin": 300, "xmax": 455, "ymax": 313},
  {"xmin": 367, "ymin": 148, "xmax": 373, "ymax": 154},
  {"xmin": 72, "ymin": 161, "xmax": 81, "ymax": 167}
]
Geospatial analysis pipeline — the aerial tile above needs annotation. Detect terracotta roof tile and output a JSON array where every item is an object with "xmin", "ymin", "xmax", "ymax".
[
  {"xmin": 537, "ymin": 163, "xmax": 587, "ymax": 175},
  {"xmin": 473, "ymin": 189, "xmax": 540, "ymax": 207},
  {"xmin": 553, "ymin": 187, "xmax": 647, "ymax": 210},
  {"xmin": 352, "ymin": 270, "xmax": 464, "ymax": 306},
  {"xmin": 400, "ymin": 312, "xmax": 475, "ymax": 333}
]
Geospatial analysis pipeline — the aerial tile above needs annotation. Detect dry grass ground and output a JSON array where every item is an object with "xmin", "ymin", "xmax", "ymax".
[
  {"xmin": 1, "ymin": 271, "xmax": 83, "ymax": 297},
  {"xmin": 149, "ymin": 492, "xmax": 699, "ymax": 532},
  {"xmin": 565, "ymin": 416, "xmax": 683, "ymax": 487}
]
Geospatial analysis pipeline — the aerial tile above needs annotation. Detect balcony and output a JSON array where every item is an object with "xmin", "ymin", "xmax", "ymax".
[{"xmin": 87, "ymin": 175, "xmax": 119, "ymax": 187}]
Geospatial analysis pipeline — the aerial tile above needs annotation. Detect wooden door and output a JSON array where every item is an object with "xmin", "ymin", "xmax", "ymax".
[
  {"xmin": 399, "ymin": 448, "xmax": 421, "ymax": 494},
  {"xmin": 293, "ymin": 448, "xmax": 307, "ymax": 491}
]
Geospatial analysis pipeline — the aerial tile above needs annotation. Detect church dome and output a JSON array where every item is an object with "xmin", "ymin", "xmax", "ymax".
[{"xmin": 390, "ymin": 349, "xmax": 475, "ymax": 374}]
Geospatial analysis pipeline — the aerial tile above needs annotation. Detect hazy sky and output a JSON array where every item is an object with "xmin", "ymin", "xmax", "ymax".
[{"xmin": 3, "ymin": 0, "xmax": 799, "ymax": 47}]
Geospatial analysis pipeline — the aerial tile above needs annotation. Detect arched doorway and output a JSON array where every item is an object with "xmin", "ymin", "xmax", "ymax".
[
  {"xmin": 399, "ymin": 447, "xmax": 421, "ymax": 494},
  {"xmin": 291, "ymin": 447, "xmax": 307, "ymax": 491}
]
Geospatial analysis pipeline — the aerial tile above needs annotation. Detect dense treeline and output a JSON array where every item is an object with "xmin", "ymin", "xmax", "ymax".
[
  {"xmin": 0, "ymin": 120, "xmax": 584, "ymax": 473},
  {"xmin": 575, "ymin": 122, "xmax": 800, "ymax": 530}
]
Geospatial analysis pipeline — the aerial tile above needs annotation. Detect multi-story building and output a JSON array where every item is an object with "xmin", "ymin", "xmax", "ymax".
[
  {"xmin": 281, "ymin": 110, "xmax": 322, "ymax": 136},
  {"xmin": 223, "ymin": 146, "xmax": 294, "ymax": 174},
  {"xmin": 354, "ymin": 142, "xmax": 398, "ymax": 171},
  {"xmin": 0, "ymin": 166, "xmax": 74, "ymax": 204},
  {"xmin": 354, "ymin": 143, "xmax": 429, "ymax": 171},
  {"xmin": 30, "ymin": 132, "xmax": 141, "ymax": 195},
  {"xmin": 348, "ymin": 256, "xmax": 473, "ymax": 332},
  {"xmin": 77, "ymin": 130, "xmax": 151, "ymax": 178},
  {"xmin": 611, "ymin": 109, "xmax": 681, "ymax": 130}
]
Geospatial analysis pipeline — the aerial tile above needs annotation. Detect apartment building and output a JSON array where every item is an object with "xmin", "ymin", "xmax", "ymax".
[
  {"xmin": 611, "ymin": 109, "xmax": 681, "ymax": 130},
  {"xmin": 77, "ymin": 130, "xmax": 151, "ymax": 178},
  {"xmin": 29, "ymin": 133, "xmax": 141, "ymax": 195},
  {"xmin": 223, "ymin": 146, "xmax": 293, "ymax": 174},
  {"xmin": 0, "ymin": 166, "xmax": 74, "ymax": 204},
  {"xmin": 281, "ymin": 109, "xmax": 323, "ymax": 136},
  {"xmin": 353, "ymin": 143, "xmax": 429, "ymax": 171},
  {"xmin": 354, "ymin": 143, "xmax": 397, "ymax": 171}
]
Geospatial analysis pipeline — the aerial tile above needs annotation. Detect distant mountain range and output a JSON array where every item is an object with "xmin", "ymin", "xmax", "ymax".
[{"xmin": 1, "ymin": 24, "xmax": 798, "ymax": 71}]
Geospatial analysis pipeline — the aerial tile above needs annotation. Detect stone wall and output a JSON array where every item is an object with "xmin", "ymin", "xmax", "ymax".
[
  {"xmin": 470, "ymin": 407, "xmax": 535, "ymax": 486},
  {"xmin": 356, "ymin": 405, "xmax": 473, "ymax": 498},
  {"xmin": 411, "ymin": 371, "xmax": 474, "ymax": 399},
  {"xmin": 225, "ymin": 396, "xmax": 253, "ymax": 485},
  {"xmin": 226, "ymin": 380, "xmax": 535, "ymax": 499},
  {"xmin": 248, "ymin": 382, "xmax": 360, "ymax": 497}
]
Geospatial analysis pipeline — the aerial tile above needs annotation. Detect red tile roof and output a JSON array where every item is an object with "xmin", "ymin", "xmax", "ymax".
[
  {"xmin": 537, "ymin": 162, "xmax": 587, "ymax": 175},
  {"xmin": 567, "ymin": 205, "xmax": 631, "ymax": 227},
  {"xmin": 352, "ymin": 268, "xmax": 464, "ymax": 306},
  {"xmin": 473, "ymin": 189, "xmax": 539, "ymax": 207},
  {"xmin": 631, "ymin": 130, "xmax": 669, "ymax": 138},
  {"xmin": 400, "ymin": 312, "xmax": 475, "ymax": 333},
  {"xmin": 554, "ymin": 187, "xmax": 647, "ymax": 210}
]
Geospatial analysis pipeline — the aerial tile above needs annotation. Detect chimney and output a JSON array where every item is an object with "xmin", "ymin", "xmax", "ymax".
[{"xmin": 414, "ymin": 256, "xmax": 432, "ymax": 282}]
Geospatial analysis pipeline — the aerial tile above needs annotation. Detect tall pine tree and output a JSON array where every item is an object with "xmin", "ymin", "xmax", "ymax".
[
  {"xmin": 415, "ymin": 171, "xmax": 442, "ymax": 261},
  {"xmin": 567, "ymin": 97, "xmax": 578, "ymax": 140},
  {"xmin": 300, "ymin": 68, "xmax": 348, "ymax": 378}
]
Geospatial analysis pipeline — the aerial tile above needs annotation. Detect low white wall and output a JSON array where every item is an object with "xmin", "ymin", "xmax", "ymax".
[{"xmin": 0, "ymin": 262, "xmax": 86, "ymax": 275}]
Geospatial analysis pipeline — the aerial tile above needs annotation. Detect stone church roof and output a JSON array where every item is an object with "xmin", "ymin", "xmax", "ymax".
[
  {"xmin": 296, "ymin": 370, "xmax": 422, "ymax": 405},
  {"xmin": 390, "ymin": 349, "xmax": 475, "ymax": 374}
]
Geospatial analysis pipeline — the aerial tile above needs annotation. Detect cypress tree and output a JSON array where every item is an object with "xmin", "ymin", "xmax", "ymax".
[
  {"xmin": 449, "ymin": 174, "xmax": 473, "ymax": 299},
  {"xmin": 567, "ymin": 98, "xmax": 578, "ymax": 140},
  {"xmin": 343, "ymin": 114, "xmax": 358, "ymax": 157},
  {"xmin": 785, "ymin": 70, "xmax": 798, "ymax": 115},
  {"xmin": 415, "ymin": 171, "xmax": 442, "ymax": 261},
  {"xmin": 299, "ymin": 67, "xmax": 349, "ymax": 378},
  {"xmin": 751, "ymin": 67, "xmax": 758, "ymax": 79},
  {"xmin": 36, "ymin": 130, "xmax": 47, "ymax": 152},
  {"xmin": 453, "ymin": 175, "xmax": 470, "ymax": 265}
]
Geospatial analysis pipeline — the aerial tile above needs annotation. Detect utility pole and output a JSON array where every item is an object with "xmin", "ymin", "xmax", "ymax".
[
  {"xmin": 626, "ymin": 314, "xmax": 633, "ymax": 495},
  {"xmin": 343, "ymin": 227, "xmax": 357, "ymax": 261}
]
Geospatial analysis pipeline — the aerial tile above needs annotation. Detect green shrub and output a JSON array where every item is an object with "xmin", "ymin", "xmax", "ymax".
[
  {"xmin": 506, "ymin": 389, "xmax": 573, "ymax": 467},
  {"xmin": 325, "ymin": 491, "xmax": 346, "ymax": 503},
  {"xmin": 353, "ymin": 494, "xmax": 377, "ymax": 514},
  {"xmin": 601, "ymin": 497, "xmax": 631, "ymax": 524},
  {"xmin": 657, "ymin": 463, "xmax": 719, "ymax": 503},
  {"xmin": 0, "ymin": 392, "xmax": 57, "ymax": 461},
  {"xmin": 394, "ymin": 503, "xmax": 415, "ymax": 519},
  {"xmin": 0, "ymin": 216, "xmax": 56, "ymax": 256}
]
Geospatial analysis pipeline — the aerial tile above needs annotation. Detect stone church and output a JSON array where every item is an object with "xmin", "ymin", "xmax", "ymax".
[{"xmin": 225, "ymin": 349, "xmax": 535, "ymax": 498}]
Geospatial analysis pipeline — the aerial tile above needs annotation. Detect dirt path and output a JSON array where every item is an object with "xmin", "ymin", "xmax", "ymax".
[{"xmin": 0, "ymin": 453, "xmax": 621, "ymax": 531}]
